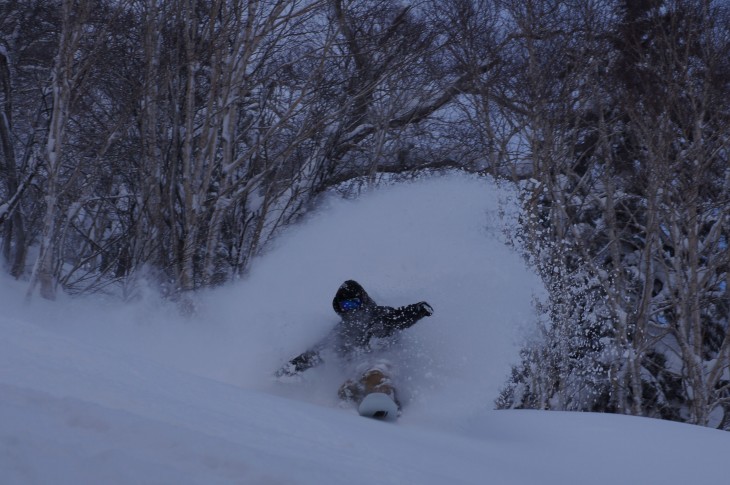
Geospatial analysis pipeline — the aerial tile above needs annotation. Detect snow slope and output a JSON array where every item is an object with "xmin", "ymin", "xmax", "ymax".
[{"xmin": 2, "ymin": 173, "xmax": 729, "ymax": 484}]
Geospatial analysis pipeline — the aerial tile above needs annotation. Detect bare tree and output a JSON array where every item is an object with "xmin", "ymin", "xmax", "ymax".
[
  {"xmin": 25, "ymin": 0, "xmax": 90, "ymax": 299},
  {"xmin": 0, "ymin": 0, "xmax": 53, "ymax": 278},
  {"xmin": 0, "ymin": 40, "xmax": 30, "ymax": 277}
]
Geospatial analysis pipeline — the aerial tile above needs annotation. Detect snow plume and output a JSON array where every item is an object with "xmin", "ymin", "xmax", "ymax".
[
  {"xmin": 2, "ymin": 173, "xmax": 541, "ymax": 418},
  {"xmin": 190, "ymin": 172, "xmax": 542, "ymax": 418}
]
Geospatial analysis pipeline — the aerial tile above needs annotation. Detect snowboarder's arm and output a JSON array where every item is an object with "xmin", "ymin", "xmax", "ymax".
[
  {"xmin": 275, "ymin": 331, "xmax": 333, "ymax": 378},
  {"xmin": 378, "ymin": 301, "xmax": 433, "ymax": 333},
  {"xmin": 275, "ymin": 348, "xmax": 323, "ymax": 377}
]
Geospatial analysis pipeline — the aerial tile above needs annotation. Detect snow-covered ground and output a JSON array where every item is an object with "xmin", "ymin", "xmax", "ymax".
[{"xmin": 1, "ymin": 174, "xmax": 728, "ymax": 484}]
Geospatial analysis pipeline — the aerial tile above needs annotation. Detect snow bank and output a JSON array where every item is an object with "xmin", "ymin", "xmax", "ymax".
[{"xmin": 2, "ymin": 312, "xmax": 729, "ymax": 485}]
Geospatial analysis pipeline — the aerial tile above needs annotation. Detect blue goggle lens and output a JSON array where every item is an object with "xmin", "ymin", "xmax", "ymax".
[{"xmin": 340, "ymin": 298, "xmax": 362, "ymax": 311}]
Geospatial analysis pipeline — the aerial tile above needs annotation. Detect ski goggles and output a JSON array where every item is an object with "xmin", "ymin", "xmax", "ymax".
[{"xmin": 339, "ymin": 298, "xmax": 362, "ymax": 312}]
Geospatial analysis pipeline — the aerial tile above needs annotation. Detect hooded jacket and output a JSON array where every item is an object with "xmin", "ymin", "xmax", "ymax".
[{"xmin": 280, "ymin": 280, "xmax": 433, "ymax": 375}]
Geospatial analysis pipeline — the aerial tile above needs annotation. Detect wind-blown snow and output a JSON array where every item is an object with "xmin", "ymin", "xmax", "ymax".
[{"xmin": 2, "ymin": 173, "xmax": 728, "ymax": 484}]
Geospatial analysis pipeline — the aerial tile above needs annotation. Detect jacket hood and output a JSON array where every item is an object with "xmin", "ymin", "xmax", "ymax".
[{"xmin": 332, "ymin": 280, "xmax": 375, "ymax": 315}]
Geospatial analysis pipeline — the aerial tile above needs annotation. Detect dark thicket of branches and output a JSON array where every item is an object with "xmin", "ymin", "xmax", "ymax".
[
  {"xmin": 494, "ymin": 0, "xmax": 730, "ymax": 430},
  {"xmin": 1, "ymin": 0, "xmax": 729, "ymax": 429}
]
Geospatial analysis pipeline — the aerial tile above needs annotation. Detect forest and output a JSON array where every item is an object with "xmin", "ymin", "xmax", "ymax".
[{"xmin": 1, "ymin": 0, "xmax": 729, "ymax": 429}]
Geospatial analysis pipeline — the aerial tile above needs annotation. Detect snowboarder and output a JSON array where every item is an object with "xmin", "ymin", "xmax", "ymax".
[{"xmin": 275, "ymin": 280, "xmax": 433, "ymax": 412}]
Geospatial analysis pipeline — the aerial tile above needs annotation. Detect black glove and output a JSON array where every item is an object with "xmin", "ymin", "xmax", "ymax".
[
  {"xmin": 275, "ymin": 362, "xmax": 298, "ymax": 379},
  {"xmin": 417, "ymin": 301, "xmax": 434, "ymax": 317},
  {"xmin": 275, "ymin": 349, "xmax": 322, "ymax": 380}
]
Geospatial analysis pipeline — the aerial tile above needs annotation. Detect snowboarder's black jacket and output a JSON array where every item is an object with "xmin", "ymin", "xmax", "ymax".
[{"xmin": 278, "ymin": 280, "xmax": 433, "ymax": 376}]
